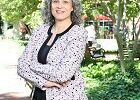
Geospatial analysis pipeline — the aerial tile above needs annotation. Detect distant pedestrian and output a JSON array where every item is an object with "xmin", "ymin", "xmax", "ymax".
[{"xmin": 85, "ymin": 21, "xmax": 96, "ymax": 47}]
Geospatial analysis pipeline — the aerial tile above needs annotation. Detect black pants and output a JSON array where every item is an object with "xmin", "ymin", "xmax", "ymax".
[
  {"xmin": 88, "ymin": 41, "xmax": 92, "ymax": 47},
  {"xmin": 32, "ymin": 87, "xmax": 46, "ymax": 100}
]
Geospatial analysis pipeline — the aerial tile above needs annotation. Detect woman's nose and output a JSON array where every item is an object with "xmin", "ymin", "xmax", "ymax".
[{"xmin": 56, "ymin": 2, "xmax": 63, "ymax": 8}]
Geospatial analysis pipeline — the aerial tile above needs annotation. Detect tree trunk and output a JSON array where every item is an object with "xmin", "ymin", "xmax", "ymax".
[
  {"xmin": 114, "ymin": 0, "xmax": 126, "ymax": 74},
  {"xmin": 132, "ymin": 25, "xmax": 140, "ymax": 59},
  {"xmin": 129, "ymin": 17, "xmax": 140, "ymax": 60}
]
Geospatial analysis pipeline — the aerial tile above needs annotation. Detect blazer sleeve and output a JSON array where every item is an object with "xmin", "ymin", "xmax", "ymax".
[
  {"xmin": 17, "ymin": 26, "xmax": 46, "ymax": 89},
  {"xmin": 30, "ymin": 28, "xmax": 88, "ymax": 83}
]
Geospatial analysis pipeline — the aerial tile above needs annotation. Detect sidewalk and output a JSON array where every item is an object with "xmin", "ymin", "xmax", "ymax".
[{"xmin": 0, "ymin": 39, "xmax": 31, "ymax": 100}]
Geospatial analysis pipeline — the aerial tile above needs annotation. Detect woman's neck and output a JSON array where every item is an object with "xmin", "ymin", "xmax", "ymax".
[{"xmin": 52, "ymin": 20, "xmax": 72, "ymax": 34}]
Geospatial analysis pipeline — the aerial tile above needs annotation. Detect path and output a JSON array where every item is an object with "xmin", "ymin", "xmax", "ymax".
[{"xmin": 0, "ymin": 39, "xmax": 31, "ymax": 100}]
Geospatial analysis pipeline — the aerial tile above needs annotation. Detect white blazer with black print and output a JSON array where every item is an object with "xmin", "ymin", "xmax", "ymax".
[{"xmin": 17, "ymin": 23, "xmax": 88, "ymax": 100}]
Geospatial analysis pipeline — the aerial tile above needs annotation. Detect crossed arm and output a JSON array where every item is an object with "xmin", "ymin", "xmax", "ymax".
[
  {"xmin": 30, "ymin": 33, "xmax": 87, "ymax": 83},
  {"xmin": 17, "ymin": 26, "xmax": 87, "ymax": 89}
]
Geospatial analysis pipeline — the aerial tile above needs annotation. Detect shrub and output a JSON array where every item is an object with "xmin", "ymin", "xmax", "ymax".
[{"xmin": 81, "ymin": 58, "xmax": 140, "ymax": 100}]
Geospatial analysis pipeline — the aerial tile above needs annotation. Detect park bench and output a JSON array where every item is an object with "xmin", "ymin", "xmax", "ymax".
[
  {"xmin": 84, "ymin": 42, "xmax": 105, "ymax": 59},
  {"xmin": 89, "ymin": 46, "xmax": 105, "ymax": 58}
]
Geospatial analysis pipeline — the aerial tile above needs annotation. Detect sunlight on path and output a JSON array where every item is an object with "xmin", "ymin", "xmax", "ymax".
[{"xmin": 0, "ymin": 39, "xmax": 31, "ymax": 100}]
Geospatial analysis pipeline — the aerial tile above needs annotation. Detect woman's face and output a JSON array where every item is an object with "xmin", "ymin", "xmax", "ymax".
[{"xmin": 51, "ymin": 0, "xmax": 73, "ymax": 21}]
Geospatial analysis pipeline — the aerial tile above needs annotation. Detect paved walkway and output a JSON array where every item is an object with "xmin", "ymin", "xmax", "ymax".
[{"xmin": 0, "ymin": 39, "xmax": 31, "ymax": 100}]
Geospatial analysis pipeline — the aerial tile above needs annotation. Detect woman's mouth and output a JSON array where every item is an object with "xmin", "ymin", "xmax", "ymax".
[{"xmin": 56, "ymin": 10, "xmax": 65, "ymax": 14}]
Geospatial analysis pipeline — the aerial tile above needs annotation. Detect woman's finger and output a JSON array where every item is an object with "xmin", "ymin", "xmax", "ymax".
[
  {"xmin": 62, "ymin": 81, "xmax": 70, "ymax": 87},
  {"xmin": 54, "ymin": 83, "xmax": 63, "ymax": 89}
]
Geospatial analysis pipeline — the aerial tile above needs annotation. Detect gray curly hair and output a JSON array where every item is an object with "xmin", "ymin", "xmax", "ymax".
[{"xmin": 41, "ymin": 0, "xmax": 82, "ymax": 25}]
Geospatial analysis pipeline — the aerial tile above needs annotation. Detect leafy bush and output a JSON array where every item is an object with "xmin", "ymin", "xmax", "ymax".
[
  {"xmin": 81, "ymin": 58, "xmax": 140, "ymax": 100},
  {"xmin": 81, "ymin": 59, "xmax": 119, "ymax": 80}
]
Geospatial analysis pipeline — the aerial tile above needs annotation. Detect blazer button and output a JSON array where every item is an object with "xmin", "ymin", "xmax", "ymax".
[{"xmin": 71, "ymin": 75, "xmax": 75, "ymax": 80}]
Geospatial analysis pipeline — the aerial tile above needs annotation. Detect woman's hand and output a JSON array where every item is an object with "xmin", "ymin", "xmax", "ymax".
[
  {"xmin": 44, "ymin": 81, "xmax": 63, "ymax": 89},
  {"xmin": 44, "ymin": 80, "xmax": 70, "ymax": 89}
]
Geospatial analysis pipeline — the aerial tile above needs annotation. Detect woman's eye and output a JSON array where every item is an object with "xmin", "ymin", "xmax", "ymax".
[
  {"xmin": 52, "ymin": 0, "xmax": 58, "ymax": 3},
  {"xmin": 64, "ymin": 1, "xmax": 69, "ymax": 3}
]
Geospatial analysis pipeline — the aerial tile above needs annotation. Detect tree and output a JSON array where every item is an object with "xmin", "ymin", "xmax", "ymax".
[
  {"xmin": 82, "ymin": 0, "xmax": 140, "ymax": 74},
  {"xmin": 82, "ymin": 0, "xmax": 99, "ymax": 20},
  {"xmin": 0, "ymin": 0, "xmax": 42, "ymax": 27},
  {"xmin": 114, "ymin": 0, "xmax": 125, "ymax": 73}
]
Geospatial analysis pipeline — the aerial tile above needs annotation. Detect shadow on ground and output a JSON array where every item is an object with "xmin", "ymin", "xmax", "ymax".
[{"xmin": 0, "ymin": 92, "xmax": 30, "ymax": 100}]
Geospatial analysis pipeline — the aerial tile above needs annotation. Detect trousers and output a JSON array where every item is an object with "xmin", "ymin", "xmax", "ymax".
[{"xmin": 32, "ymin": 87, "xmax": 46, "ymax": 100}]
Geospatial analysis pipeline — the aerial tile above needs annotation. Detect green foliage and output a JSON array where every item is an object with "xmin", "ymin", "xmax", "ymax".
[
  {"xmin": 81, "ymin": 59, "xmax": 119, "ymax": 80},
  {"xmin": 126, "ymin": 0, "xmax": 140, "ymax": 19},
  {"xmin": 81, "ymin": 58, "xmax": 140, "ymax": 100},
  {"xmin": 0, "ymin": 0, "xmax": 41, "ymax": 26},
  {"xmin": 81, "ymin": 0, "xmax": 98, "ymax": 20},
  {"xmin": 103, "ymin": 73, "xmax": 140, "ymax": 100},
  {"xmin": 28, "ymin": 10, "xmax": 43, "ymax": 28},
  {"xmin": 0, "ymin": 0, "xmax": 139, "ymax": 27},
  {"xmin": 81, "ymin": 0, "xmax": 140, "ymax": 22}
]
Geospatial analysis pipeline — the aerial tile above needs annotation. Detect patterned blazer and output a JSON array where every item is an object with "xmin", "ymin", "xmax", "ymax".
[{"xmin": 17, "ymin": 23, "xmax": 88, "ymax": 100}]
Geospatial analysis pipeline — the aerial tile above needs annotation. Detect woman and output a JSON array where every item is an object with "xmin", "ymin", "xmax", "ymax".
[{"xmin": 17, "ymin": 0, "xmax": 88, "ymax": 99}]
